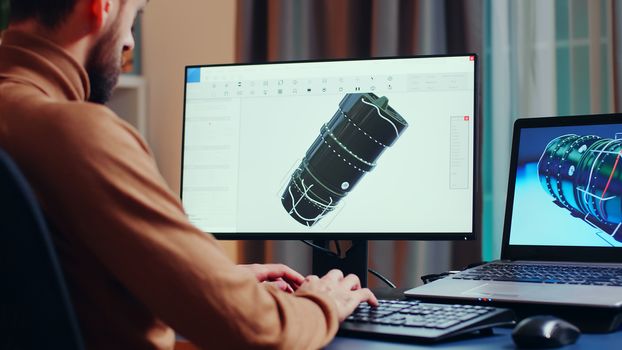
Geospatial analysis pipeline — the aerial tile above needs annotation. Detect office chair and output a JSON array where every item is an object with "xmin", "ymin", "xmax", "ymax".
[{"xmin": 0, "ymin": 148, "xmax": 85, "ymax": 350}]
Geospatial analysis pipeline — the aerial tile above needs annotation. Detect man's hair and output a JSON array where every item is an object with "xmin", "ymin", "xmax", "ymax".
[{"xmin": 9, "ymin": 0, "xmax": 78, "ymax": 28}]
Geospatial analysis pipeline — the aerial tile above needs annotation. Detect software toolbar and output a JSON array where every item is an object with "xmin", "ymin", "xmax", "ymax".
[{"xmin": 185, "ymin": 72, "xmax": 471, "ymax": 99}]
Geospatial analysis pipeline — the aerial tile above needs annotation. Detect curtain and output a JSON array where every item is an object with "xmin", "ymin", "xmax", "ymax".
[
  {"xmin": 615, "ymin": 0, "xmax": 622, "ymax": 110},
  {"xmin": 482, "ymin": 0, "xmax": 622, "ymax": 260},
  {"xmin": 0, "ymin": 0, "xmax": 8, "ymax": 34},
  {"xmin": 235, "ymin": 0, "xmax": 483, "ymax": 288}
]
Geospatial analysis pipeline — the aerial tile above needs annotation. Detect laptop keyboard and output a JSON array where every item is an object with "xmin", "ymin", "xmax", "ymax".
[
  {"xmin": 340, "ymin": 299, "xmax": 515, "ymax": 342},
  {"xmin": 453, "ymin": 263, "xmax": 622, "ymax": 286}
]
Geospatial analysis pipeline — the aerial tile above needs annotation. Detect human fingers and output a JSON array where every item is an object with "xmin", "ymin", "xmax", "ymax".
[
  {"xmin": 339, "ymin": 273, "xmax": 361, "ymax": 291},
  {"xmin": 237, "ymin": 263, "xmax": 266, "ymax": 281},
  {"xmin": 334, "ymin": 288, "xmax": 378, "ymax": 322},
  {"xmin": 239, "ymin": 263, "xmax": 305, "ymax": 287},
  {"xmin": 262, "ymin": 264, "xmax": 305, "ymax": 286},
  {"xmin": 304, "ymin": 274, "xmax": 320, "ymax": 283},
  {"xmin": 264, "ymin": 279, "xmax": 294, "ymax": 293},
  {"xmin": 321, "ymin": 269, "xmax": 344, "ymax": 283},
  {"xmin": 352, "ymin": 288, "xmax": 379, "ymax": 307}
]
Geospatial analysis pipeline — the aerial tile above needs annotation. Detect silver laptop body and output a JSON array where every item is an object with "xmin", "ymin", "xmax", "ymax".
[{"xmin": 405, "ymin": 114, "xmax": 622, "ymax": 308}]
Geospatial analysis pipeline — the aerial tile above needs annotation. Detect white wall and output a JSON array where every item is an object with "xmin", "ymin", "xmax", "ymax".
[
  {"xmin": 142, "ymin": 1, "xmax": 238, "ymax": 259},
  {"xmin": 143, "ymin": 0, "xmax": 236, "ymax": 192}
]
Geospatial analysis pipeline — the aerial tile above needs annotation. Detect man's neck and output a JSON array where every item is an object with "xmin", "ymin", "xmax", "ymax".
[{"xmin": 8, "ymin": 21, "xmax": 92, "ymax": 66}]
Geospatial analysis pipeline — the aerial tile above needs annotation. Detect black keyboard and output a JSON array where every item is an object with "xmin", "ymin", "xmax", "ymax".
[
  {"xmin": 453, "ymin": 263, "xmax": 622, "ymax": 286},
  {"xmin": 340, "ymin": 299, "xmax": 515, "ymax": 343}
]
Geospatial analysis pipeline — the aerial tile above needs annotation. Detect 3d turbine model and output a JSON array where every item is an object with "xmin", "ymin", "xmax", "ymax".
[
  {"xmin": 281, "ymin": 93, "xmax": 408, "ymax": 227},
  {"xmin": 538, "ymin": 134, "xmax": 622, "ymax": 242}
]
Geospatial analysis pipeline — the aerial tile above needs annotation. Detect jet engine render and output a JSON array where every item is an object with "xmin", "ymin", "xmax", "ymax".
[
  {"xmin": 281, "ymin": 93, "xmax": 408, "ymax": 227},
  {"xmin": 538, "ymin": 134, "xmax": 622, "ymax": 242}
]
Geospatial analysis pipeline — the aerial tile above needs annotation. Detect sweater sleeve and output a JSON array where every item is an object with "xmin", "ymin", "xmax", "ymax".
[{"xmin": 34, "ymin": 104, "xmax": 340, "ymax": 350}]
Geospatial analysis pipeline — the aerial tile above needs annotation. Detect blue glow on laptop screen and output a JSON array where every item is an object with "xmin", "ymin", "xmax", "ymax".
[{"xmin": 509, "ymin": 124, "xmax": 622, "ymax": 247}]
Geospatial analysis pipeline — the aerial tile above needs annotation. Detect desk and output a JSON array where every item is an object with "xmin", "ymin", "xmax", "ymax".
[
  {"xmin": 327, "ymin": 327, "xmax": 622, "ymax": 349},
  {"xmin": 176, "ymin": 328, "xmax": 622, "ymax": 350},
  {"xmin": 176, "ymin": 288, "xmax": 621, "ymax": 349},
  {"xmin": 326, "ymin": 288, "xmax": 622, "ymax": 350}
]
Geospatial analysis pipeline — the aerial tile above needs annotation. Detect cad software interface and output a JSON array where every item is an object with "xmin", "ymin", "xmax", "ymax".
[
  {"xmin": 509, "ymin": 123, "xmax": 622, "ymax": 247},
  {"xmin": 182, "ymin": 56, "xmax": 476, "ymax": 234}
]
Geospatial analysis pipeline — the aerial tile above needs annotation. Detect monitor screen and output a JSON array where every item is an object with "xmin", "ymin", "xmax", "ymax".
[
  {"xmin": 508, "ymin": 122, "xmax": 622, "ymax": 247},
  {"xmin": 181, "ymin": 55, "xmax": 478, "ymax": 239}
]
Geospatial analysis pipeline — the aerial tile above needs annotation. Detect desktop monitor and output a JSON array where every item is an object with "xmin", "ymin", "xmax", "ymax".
[
  {"xmin": 181, "ymin": 55, "xmax": 478, "ymax": 283},
  {"xmin": 181, "ymin": 55, "xmax": 478, "ymax": 243}
]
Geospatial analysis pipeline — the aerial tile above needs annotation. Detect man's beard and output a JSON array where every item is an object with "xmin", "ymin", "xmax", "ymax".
[{"xmin": 85, "ymin": 25, "xmax": 123, "ymax": 104}]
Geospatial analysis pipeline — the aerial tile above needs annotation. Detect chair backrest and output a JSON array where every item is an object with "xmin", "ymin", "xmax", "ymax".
[{"xmin": 0, "ymin": 149, "xmax": 85, "ymax": 350}]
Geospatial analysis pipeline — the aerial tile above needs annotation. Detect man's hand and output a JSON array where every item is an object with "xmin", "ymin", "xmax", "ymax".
[
  {"xmin": 296, "ymin": 269, "xmax": 379, "ymax": 322},
  {"xmin": 238, "ymin": 263, "xmax": 305, "ymax": 293}
]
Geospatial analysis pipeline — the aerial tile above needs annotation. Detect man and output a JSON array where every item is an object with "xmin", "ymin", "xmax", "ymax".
[{"xmin": 0, "ymin": 0, "xmax": 378, "ymax": 349}]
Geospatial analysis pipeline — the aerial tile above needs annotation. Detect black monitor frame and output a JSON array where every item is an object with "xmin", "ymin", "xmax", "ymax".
[{"xmin": 180, "ymin": 54, "xmax": 481, "ymax": 243}]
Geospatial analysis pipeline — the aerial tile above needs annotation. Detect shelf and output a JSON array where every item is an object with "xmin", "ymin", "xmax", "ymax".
[
  {"xmin": 107, "ymin": 75, "xmax": 148, "ymax": 138},
  {"xmin": 117, "ymin": 75, "xmax": 146, "ymax": 89}
]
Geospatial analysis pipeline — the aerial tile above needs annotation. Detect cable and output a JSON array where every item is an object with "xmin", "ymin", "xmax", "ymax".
[
  {"xmin": 368, "ymin": 268, "xmax": 397, "ymax": 288},
  {"xmin": 300, "ymin": 240, "xmax": 397, "ymax": 288},
  {"xmin": 421, "ymin": 271, "xmax": 456, "ymax": 284},
  {"xmin": 334, "ymin": 240, "xmax": 342, "ymax": 257},
  {"xmin": 420, "ymin": 261, "xmax": 490, "ymax": 284},
  {"xmin": 301, "ymin": 240, "xmax": 338, "ymax": 257}
]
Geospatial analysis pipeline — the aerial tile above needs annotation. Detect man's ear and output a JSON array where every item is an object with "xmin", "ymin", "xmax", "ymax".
[{"xmin": 90, "ymin": 0, "xmax": 113, "ymax": 31}]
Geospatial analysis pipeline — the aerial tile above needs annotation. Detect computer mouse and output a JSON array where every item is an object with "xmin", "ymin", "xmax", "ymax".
[{"xmin": 511, "ymin": 315, "xmax": 581, "ymax": 348}]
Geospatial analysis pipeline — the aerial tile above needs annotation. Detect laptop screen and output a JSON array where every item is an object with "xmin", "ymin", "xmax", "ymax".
[{"xmin": 508, "ymin": 122, "xmax": 622, "ymax": 248}]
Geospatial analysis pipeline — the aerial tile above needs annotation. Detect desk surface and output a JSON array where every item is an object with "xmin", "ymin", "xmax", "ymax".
[
  {"xmin": 327, "ymin": 327, "xmax": 622, "ymax": 349},
  {"xmin": 327, "ymin": 288, "xmax": 622, "ymax": 349}
]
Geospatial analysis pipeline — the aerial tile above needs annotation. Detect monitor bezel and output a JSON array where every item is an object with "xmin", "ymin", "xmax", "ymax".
[
  {"xmin": 180, "ymin": 54, "xmax": 480, "ymax": 241},
  {"xmin": 501, "ymin": 114, "xmax": 622, "ymax": 263}
]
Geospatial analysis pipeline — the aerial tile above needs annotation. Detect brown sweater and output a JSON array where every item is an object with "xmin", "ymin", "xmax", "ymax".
[{"xmin": 0, "ymin": 30, "xmax": 338, "ymax": 350}]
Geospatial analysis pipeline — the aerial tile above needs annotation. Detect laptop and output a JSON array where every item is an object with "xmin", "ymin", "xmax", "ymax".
[{"xmin": 405, "ymin": 114, "xmax": 622, "ymax": 308}]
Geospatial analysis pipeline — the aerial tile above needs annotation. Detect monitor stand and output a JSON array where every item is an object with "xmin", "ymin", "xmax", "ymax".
[{"xmin": 312, "ymin": 240, "xmax": 368, "ymax": 287}]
